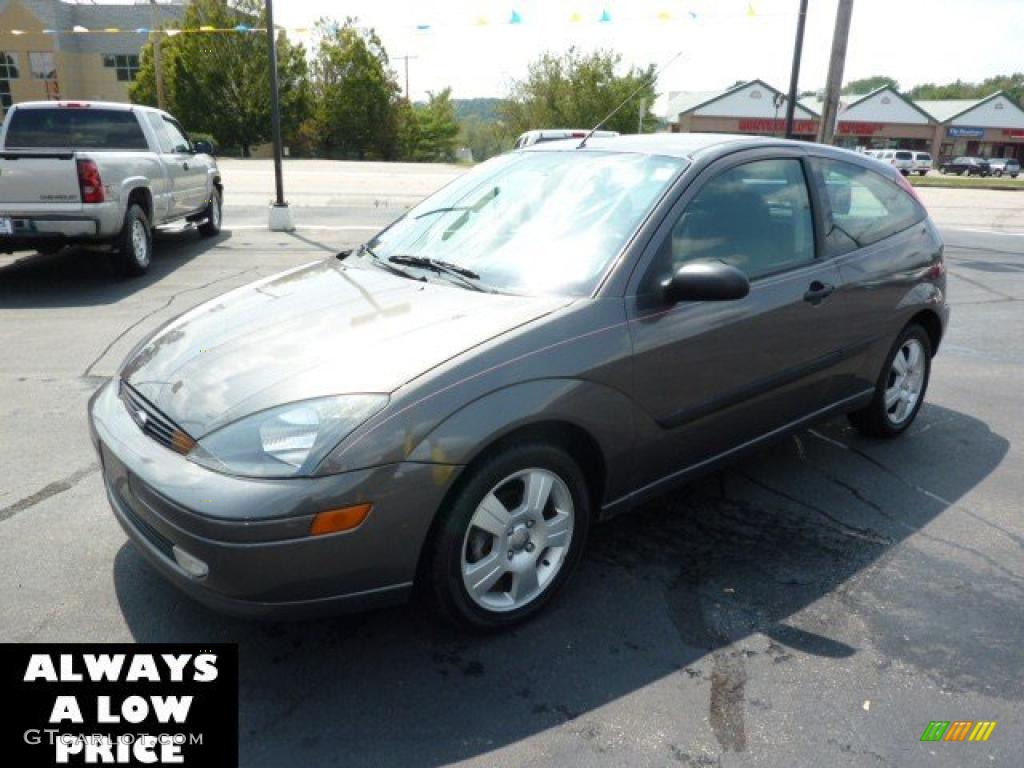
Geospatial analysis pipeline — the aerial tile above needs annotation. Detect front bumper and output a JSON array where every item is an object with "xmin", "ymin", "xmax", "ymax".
[{"xmin": 88, "ymin": 380, "xmax": 460, "ymax": 619}]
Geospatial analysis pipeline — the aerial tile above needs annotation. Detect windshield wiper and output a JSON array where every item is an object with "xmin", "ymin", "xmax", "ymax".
[
  {"xmin": 358, "ymin": 244, "xmax": 424, "ymax": 282},
  {"xmin": 387, "ymin": 254, "xmax": 494, "ymax": 293}
]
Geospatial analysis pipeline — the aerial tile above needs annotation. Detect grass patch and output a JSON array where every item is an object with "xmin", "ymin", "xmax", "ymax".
[{"xmin": 908, "ymin": 174, "xmax": 1024, "ymax": 191}]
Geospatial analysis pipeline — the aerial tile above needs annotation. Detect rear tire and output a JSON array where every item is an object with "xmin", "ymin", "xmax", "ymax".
[
  {"xmin": 427, "ymin": 443, "xmax": 591, "ymax": 631},
  {"xmin": 198, "ymin": 187, "xmax": 222, "ymax": 237},
  {"xmin": 113, "ymin": 204, "xmax": 152, "ymax": 277},
  {"xmin": 848, "ymin": 323, "xmax": 932, "ymax": 438}
]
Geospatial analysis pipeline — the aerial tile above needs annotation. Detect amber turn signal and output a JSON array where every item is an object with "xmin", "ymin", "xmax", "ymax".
[{"xmin": 310, "ymin": 503, "xmax": 373, "ymax": 536}]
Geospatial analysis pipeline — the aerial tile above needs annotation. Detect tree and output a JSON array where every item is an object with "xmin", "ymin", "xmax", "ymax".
[
  {"xmin": 405, "ymin": 88, "xmax": 460, "ymax": 162},
  {"xmin": 459, "ymin": 115, "xmax": 513, "ymax": 162},
  {"xmin": 499, "ymin": 48, "xmax": 658, "ymax": 135},
  {"xmin": 131, "ymin": 0, "xmax": 309, "ymax": 156},
  {"xmin": 310, "ymin": 19, "xmax": 402, "ymax": 159},
  {"xmin": 842, "ymin": 75, "xmax": 899, "ymax": 95},
  {"xmin": 908, "ymin": 73, "xmax": 1024, "ymax": 106}
]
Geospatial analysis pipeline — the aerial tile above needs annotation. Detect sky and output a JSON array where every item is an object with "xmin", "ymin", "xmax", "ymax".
[{"xmin": 129, "ymin": 1, "xmax": 1024, "ymax": 109}]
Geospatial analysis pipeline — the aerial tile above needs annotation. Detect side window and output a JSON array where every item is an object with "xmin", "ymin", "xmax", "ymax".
[
  {"xmin": 652, "ymin": 158, "xmax": 816, "ymax": 286},
  {"xmin": 146, "ymin": 113, "xmax": 174, "ymax": 153},
  {"xmin": 812, "ymin": 158, "xmax": 924, "ymax": 257},
  {"xmin": 161, "ymin": 118, "xmax": 191, "ymax": 153}
]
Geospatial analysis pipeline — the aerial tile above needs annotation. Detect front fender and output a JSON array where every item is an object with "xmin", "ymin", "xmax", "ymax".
[{"xmin": 404, "ymin": 378, "xmax": 638, "ymax": 506}]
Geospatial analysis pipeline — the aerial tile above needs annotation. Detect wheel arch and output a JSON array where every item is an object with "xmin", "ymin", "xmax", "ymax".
[{"xmin": 908, "ymin": 308, "xmax": 944, "ymax": 356}]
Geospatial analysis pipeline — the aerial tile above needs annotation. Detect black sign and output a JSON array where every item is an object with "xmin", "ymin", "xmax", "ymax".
[{"xmin": 2, "ymin": 644, "xmax": 237, "ymax": 766}]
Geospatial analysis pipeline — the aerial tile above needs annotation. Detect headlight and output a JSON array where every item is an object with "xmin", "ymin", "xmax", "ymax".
[{"xmin": 188, "ymin": 395, "xmax": 388, "ymax": 478}]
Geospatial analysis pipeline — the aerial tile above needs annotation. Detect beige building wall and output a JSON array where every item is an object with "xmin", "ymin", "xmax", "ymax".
[{"xmin": 1, "ymin": 0, "xmax": 144, "ymax": 113}]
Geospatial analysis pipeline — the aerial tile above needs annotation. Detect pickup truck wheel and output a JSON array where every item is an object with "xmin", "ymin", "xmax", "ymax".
[
  {"xmin": 198, "ymin": 188, "xmax": 222, "ymax": 237},
  {"xmin": 114, "ymin": 204, "xmax": 152, "ymax": 277}
]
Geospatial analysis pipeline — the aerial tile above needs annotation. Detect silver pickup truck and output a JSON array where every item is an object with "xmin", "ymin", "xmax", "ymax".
[{"xmin": 0, "ymin": 101, "xmax": 222, "ymax": 276}]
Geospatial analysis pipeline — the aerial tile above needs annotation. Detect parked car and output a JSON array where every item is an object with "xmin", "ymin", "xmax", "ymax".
[
  {"xmin": 876, "ymin": 149, "xmax": 915, "ymax": 175},
  {"xmin": 939, "ymin": 156, "xmax": 991, "ymax": 176},
  {"xmin": 0, "ymin": 101, "xmax": 222, "ymax": 275},
  {"xmin": 513, "ymin": 128, "xmax": 620, "ymax": 148},
  {"xmin": 912, "ymin": 151, "xmax": 933, "ymax": 175},
  {"xmin": 89, "ymin": 135, "xmax": 947, "ymax": 630},
  {"xmin": 987, "ymin": 157, "xmax": 1020, "ymax": 178}
]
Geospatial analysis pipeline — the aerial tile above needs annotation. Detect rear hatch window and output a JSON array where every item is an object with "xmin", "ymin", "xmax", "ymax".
[
  {"xmin": 4, "ymin": 108, "xmax": 147, "ymax": 150},
  {"xmin": 895, "ymin": 151, "xmax": 913, "ymax": 161}
]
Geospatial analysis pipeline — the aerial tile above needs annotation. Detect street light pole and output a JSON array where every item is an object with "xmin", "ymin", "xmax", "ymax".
[
  {"xmin": 783, "ymin": 0, "xmax": 808, "ymax": 139},
  {"xmin": 265, "ymin": 0, "xmax": 293, "ymax": 231}
]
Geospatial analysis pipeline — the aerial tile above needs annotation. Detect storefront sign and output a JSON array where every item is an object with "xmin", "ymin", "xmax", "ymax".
[
  {"xmin": 737, "ymin": 118, "xmax": 818, "ymax": 134},
  {"xmin": 1001, "ymin": 129, "xmax": 1024, "ymax": 139},
  {"xmin": 947, "ymin": 126, "xmax": 985, "ymax": 138},
  {"xmin": 837, "ymin": 121, "xmax": 884, "ymax": 135}
]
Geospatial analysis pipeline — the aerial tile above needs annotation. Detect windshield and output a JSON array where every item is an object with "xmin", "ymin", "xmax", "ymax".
[{"xmin": 363, "ymin": 151, "xmax": 686, "ymax": 296}]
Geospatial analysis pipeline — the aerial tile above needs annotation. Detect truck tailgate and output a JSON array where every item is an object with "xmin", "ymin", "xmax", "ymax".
[{"xmin": 0, "ymin": 153, "xmax": 83, "ymax": 211}]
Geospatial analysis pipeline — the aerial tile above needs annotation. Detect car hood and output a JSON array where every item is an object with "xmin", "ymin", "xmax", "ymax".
[{"xmin": 121, "ymin": 259, "xmax": 570, "ymax": 437}]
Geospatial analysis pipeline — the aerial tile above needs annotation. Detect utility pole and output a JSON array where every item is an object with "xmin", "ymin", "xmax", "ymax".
[
  {"xmin": 783, "ymin": 0, "xmax": 808, "ymax": 139},
  {"xmin": 818, "ymin": 0, "xmax": 855, "ymax": 145},
  {"xmin": 149, "ymin": 0, "xmax": 165, "ymax": 110},
  {"xmin": 395, "ymin": 55, "xmax": 418, "ymax": 101},
  {"xmin": 265, "ymin": 0, "xmax": 293, "ymax": 231}
]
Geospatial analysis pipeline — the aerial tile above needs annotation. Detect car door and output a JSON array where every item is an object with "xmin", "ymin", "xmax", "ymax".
[
  {"xmin": 807, "ymin": 154, "xmax": 940, "ymax": 400},
  {"xmin": 625, "ymin": 150, "xmax": 847, "ymax": 489},
  {"xmin": 163, "ymin": 117, "xmax": 210, "ymax": 213}
]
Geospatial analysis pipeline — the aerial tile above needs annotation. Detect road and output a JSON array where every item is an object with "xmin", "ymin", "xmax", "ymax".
[{"xmin": 0, "ymin": 163, "xmax": 1022, "ymax": 767}]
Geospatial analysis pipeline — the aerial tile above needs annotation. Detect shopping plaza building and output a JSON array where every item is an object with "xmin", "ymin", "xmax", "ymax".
[
  {"xmin": 0, "ymin": 0, "xmax": 184, "ymax": 114},
  {"xmin": 666, "ymin": 79, "xmax": 1024, "ymax": 161}
]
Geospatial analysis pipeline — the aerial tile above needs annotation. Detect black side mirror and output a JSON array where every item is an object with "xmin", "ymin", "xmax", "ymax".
[
  {"xmin": 193, "ymin": 140, "xmax": 215, "ymax": 156},
  {"xmin": 662, "ymin": 260, "xmax": 750, "ymax": 304}
]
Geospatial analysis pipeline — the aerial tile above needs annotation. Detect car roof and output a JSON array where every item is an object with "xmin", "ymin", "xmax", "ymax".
[{"xmin": 520, "ymin": 132, "xmax": 880, "ymax": 164}]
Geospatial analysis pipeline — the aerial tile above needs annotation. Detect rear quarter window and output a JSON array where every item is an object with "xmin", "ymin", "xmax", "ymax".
[
  {"xmin": 3, "ymin": 108, "xmax": 148, "ymax": 150},
  {"xmin": 812, "ymin": 157, "xmax": 925, "ymax": 257}
]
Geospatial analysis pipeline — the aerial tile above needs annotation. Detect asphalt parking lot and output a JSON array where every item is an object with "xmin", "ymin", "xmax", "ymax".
[{"xmin": 1, "ymin": 163, "xmax": 1022, "ymax": 767}]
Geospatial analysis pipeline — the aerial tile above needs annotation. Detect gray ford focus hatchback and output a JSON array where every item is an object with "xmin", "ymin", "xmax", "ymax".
[{"xmin": 89, "ymin": 134, "xmax": 948, "ymax": 630}]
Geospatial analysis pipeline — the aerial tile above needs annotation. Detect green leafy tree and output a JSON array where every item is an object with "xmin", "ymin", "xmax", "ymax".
[
  {"xmin": 842, "ymin": 75, "xmax": 899, "ymax": 95},
  {"xmin": 311, "ymin": 19, "xmax": 402, "ymax": 159},
  {"xmin": 459, "ymin": 115, "xmax": 513, "ymax": 162},
  {"xmin": 130, "ymin": 0, "xmax": 309, "ymax": 156},
  {"xmin": 499, "ymin": 48, "xmax": 658, "ymax": 135},
  {"xmin": 406, "ymin": 88, "xmax": 460, "ymax": 162},
  {"xmin": 909, "ymin": 73, "xmax": 1024, "ymax": 106}
]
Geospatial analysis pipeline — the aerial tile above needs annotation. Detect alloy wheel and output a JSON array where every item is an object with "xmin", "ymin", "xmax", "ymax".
[
  {"xmin": 885, "ymin": 338, "xmax": 926, "ymax": 425},
  {"xmin": 461, "ymin": 468, "xmax": 574, "ymax": 612},
  {"xmin": 131, "ymin": 219, "xmax": 149, "ymax": 266}
]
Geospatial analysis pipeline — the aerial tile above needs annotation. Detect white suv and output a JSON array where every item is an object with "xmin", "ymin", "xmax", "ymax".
[
  {"xmin": 912, "ymin": 152, "xmax": 933, "ymax": 176},
  {"xmin": 877, "ymin": 149, "xmax": 915, "ymax": 175}
]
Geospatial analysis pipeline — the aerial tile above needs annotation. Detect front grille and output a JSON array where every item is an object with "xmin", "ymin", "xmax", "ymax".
[{"xmin": 119, "ymin": 380, "xmax": 196, "ymax": 455}]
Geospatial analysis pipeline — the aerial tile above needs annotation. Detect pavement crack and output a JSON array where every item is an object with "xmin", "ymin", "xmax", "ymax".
[
  {"xmin": 736, "ymin": 470, "xmax": 893, "ymax": 545},
  {"xmin": 946, "ymin": 268, "xmax": 1017, "ymax": 301},
  {"xmin": 0, "ymin": 463, "xmax": 100, "ymax": 522},
  {"xmin": 805, "ymin": 430, "xmax": 1024, "ymax": 588},
  {"xmin": 82, "ymin": 267, "xmax": 260, "ymax": 378}
]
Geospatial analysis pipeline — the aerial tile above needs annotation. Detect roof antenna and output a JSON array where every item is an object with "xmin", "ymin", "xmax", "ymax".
[{"xmin": 577, "ymin": 49, "xmax": 685, "ymax": 149}]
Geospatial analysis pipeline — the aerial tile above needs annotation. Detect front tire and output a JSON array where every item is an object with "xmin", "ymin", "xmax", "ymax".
[
  {"xmin": 427, "ymin": 443, "xmax": 591, "ymax": 631},
  {"xmin": 198, "ymin": 187, "xmax": 222, "ymax": 237},
  {"xmin": 113, "ymin": 204, "xmax": 152, "ymax": 277},
  {"xmin": 848, "ymin": 323, "xmax": 932, "ymax": 438}
]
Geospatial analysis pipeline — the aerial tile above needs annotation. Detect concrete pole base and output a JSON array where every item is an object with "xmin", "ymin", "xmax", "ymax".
[{"xmin": 268, "ymin": 204, "xmax": 295, "ymax": 232}]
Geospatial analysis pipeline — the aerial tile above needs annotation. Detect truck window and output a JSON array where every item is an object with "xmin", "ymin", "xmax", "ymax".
[{"xmin": 4, "ymin": 108, "xmax": 148, "ymax": 150}]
